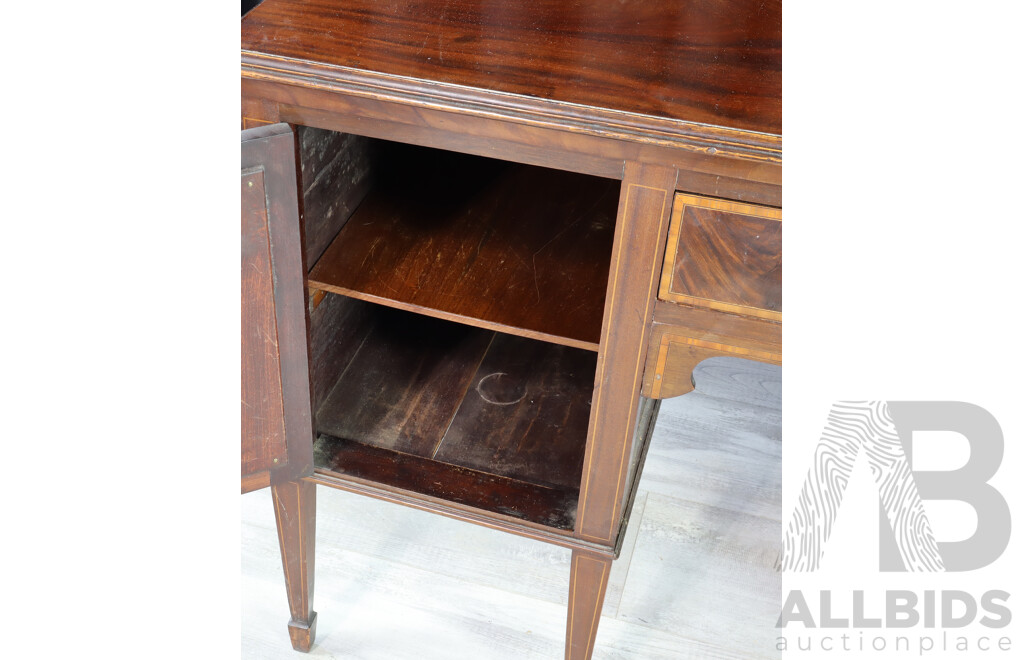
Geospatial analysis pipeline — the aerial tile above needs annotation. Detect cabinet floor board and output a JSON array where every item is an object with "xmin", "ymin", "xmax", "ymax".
[{"xmin": 433, "ymin": 333, "xmax": 596, "ymax": 490}]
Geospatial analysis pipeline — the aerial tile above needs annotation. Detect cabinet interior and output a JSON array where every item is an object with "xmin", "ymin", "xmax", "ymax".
[{"xmin": 298, "ymin": 126, "xmax": 622, "ymax": 530}]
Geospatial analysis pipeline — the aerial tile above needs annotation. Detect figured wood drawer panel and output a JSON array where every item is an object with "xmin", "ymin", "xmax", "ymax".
[{"xmin": 659, "ymin": 194, "xmax": 781, "ymax": 321}]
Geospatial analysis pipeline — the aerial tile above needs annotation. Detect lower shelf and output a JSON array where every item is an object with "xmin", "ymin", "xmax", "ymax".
[{"xmin": 311, "ymin": 295, "xmax": 597, "ymax": 530}]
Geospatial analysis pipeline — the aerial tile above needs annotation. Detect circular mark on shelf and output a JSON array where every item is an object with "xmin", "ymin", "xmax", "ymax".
[{"xmin": 476, "ymin": 372, "xmax": 528, "ymax": 406}]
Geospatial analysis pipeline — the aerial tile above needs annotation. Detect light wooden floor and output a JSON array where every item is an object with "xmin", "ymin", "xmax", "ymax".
[{"xmin": 242, "ymin": 357, "xmax": 781, "ymax": 659}]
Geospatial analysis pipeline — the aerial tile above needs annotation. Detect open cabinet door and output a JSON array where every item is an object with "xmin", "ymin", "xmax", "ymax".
[{"xmin": 241, "ymin": 123, "xmax": 314, "ymax": 493}]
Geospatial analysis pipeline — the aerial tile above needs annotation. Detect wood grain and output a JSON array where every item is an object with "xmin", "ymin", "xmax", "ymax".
[
  {"xmin": 307, "ymin": 285, "xmax": 377, "ymax": 414},
  {"xmin": 575, "ymin": 162, "xmax": 677, "ymax": 545},
  {"xmin": 307, "ymin": 144, "xmax": 618, "ymax": 350},
  {"xmin": 241, "ymin": 94, "xmax": 278, "ymax": 130},
  {"xmin": 310, "ymin": 298, "xmax": 598, "ymax": 526},
  {"xmin": 241, "ymin": 2, "xmax": 785, "ymax": 654},
  {"xmin": 641, "ymin": 301, "xmax": 781, "ymax": 399},
  {"xmin": 241, "ymin": 167, "xmax": 288, "ymax": 478},
  {"xmin": 271, "ymin": 479, "xmax": 318, "ymax": 651},
  {"xmin": 241, "ymin": 0, "xmax": 781, "ymax": 141},
  {"xmin": 566, "ymin": 549, "xmax": 614, "ymax": 660},
  {"xmin": 314, "ymin": 434, "xmax": 580, "ymax": 530},
  {"xmin": 434, "ymin": 333, "xmax": 597, "ymax": 490},
  {"xmin": 244, "ymin": 79, "xmax": 782, "ymax": 189},
  {"xmin": 315, "ymin": 306, "xmax": 492, "ymax": 457},
  {"xmin": 241, "ymin": 124, "xmax": 314, "ymax": 491},
  {"xmin": 615, "ymin": 494, "xmax": 780, "ymax": 658},
  {"xmin": 659, "ymin": 194, "xmax": 782, "ymax": 320},
  {"xmin": 297, "ymin": 126, "xmax": 376, "ymax": 268}
]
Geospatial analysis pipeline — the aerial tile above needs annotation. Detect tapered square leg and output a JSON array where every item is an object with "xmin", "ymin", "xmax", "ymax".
[
  {"xmin": 565, "ymin": 549, "xmax": 613, "ymax": 660},
  {"xmin": 272, "ymin": 479, "xmax": 317, "ymax": 652}
]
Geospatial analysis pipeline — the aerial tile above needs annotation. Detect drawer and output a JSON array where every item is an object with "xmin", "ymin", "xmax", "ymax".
[{"xmin": 659, "ymin": 194, "xmax": 781, "ymax": 321}]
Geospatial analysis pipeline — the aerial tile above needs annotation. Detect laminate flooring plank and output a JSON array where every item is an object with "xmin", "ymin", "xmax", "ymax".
[
  {"xmin": 244, "ymin": 504, "xmax": 725, "ymax": 660},
  {"xmin": 687, "ymin": 356, "xmax": 782, "ymax": 409},
  {"xmin": 603, "ymin": 491, "xmax": 647, "ymax": 618},
  {"xmin": 242, "ymin": 485, "xmax": 645, "ymax": 618},
  {"xmin": 610, "ymin": 493, "xmax": 781, "ymax": 659},
  {"xmin": 640, "ymin": 393, "xmax": 781, "ymax": 521}
]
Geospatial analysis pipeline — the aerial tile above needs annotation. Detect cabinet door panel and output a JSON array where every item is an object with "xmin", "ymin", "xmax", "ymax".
[{"xmin": 242, "ymin": 123, "xmax": 314, "ymax": 492}]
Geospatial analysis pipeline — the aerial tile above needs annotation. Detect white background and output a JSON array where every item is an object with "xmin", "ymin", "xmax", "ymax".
[
  {"xmin": 784, "ymin": 1, "xmax": 1023, "ymax": 657},
  {"xmin": 2, "ymin": 1, "xmax": 1021, "ymax": 658}
]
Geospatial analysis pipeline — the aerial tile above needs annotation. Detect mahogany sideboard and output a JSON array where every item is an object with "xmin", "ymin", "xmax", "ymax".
[{"xmin": 241, "ymin": 1, "xmax": 781, "ymax": 657}]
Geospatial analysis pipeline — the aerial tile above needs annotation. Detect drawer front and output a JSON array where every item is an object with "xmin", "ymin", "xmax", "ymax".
[{"xmin": 659, "ymin": 194, "xmax": 781, "ymax": 321}]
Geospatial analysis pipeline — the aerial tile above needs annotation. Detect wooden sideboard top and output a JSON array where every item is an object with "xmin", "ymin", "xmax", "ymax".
[{"xmin": 241, "ymin": 0, "xmax": 781, "ymax": 159}]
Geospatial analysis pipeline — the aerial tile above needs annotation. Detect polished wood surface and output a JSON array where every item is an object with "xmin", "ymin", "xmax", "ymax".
[
  {"xmin": 307, "ymin": 143, "xmax": 618, "ymax": 351},
  {"xmin": 566, "ymin": 549, "xmax": 614, "ymax": 660},
  {"xmin": 642, "ymin": 302, "xmax": 781, "ymax": 399},
  {"xmin": 241, "ymin": 0, "xmax": 781, "ymax": 137},
  {"xmin": 241, "ymin": 167, "xmax": 287, "ymax": 477},
  {"xmin": 575, "ymin": 162, "xmax": 678, "ymax": 545},
  {"xmin": 272, "ymin": 479, "xmax": 318, "ymax": 651},
  {"xmin": 659, "ymin": 194, "xmax": 782, "ymax": 320},
  {"xmin": 240, "ymin": 124, "xmax": 314, "ymax": 492}
]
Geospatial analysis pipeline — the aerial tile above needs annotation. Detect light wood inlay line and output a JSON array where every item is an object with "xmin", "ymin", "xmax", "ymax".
[
  {"xmin": 576, "ymin": 179, "xmax": 669, "ymax": 544},
  {"xmin": 659, "ymin": 194, "xmax": 782, "ymax": 321},
  {"xmin": 649, "ymin": 337, "xmax": 674, "ymax": 400},
  {"xmin": 605, "ymin": 184, "xmax": 668, "ymax": 540},
  {"xmin": 567, "ymin": 556, "xmax": 579, "ymax": 654},
  {"xmin": 272, "ymin": 488, "xmax": 292, "ymax": 595},
  {"xmin": 662, "ymin": 294, "xmax": 783, "ymax": 321},
  {"xmin": 243, "ymin": 116, "xmax": 274, "ymax": 129},
  {"xmin": 263, "ymin": 175, "xmax": 290, "ymax": 460},
  {"xmin": 297, "ymin": 487, "xmax": 308, "ymax": 615},
  {"xmin": 652, "ymin": 334, "xmax": 782, "ymax": 401},
  {"xmin": 671, "ymin": 194, "xmax": 782, "ymax": 218},
  {"xmin": 566, "ymin": 554, "xmax": 611, "ymax": 660},
  {"xmin": 242, "ymin": 167, "xmax": 288, "ymax": 468},
  {"xmin": 574, "ymin": 180, "xmax": 635, "ymax": 534},
  {"xmin": 584, "ymin": 555, "xmax": 609, "ymax": 659}
]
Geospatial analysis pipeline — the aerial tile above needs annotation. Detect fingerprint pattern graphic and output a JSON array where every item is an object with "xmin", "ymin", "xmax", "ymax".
[{"xmin": 781, "ymin": 401, "xmax": 944, "ymax": 572}]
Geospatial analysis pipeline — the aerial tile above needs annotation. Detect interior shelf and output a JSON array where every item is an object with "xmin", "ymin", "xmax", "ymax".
[
  {"xmin": 307, "ymin": 142, "xmax": 619, "ymax": 351},
  {"xmin": 310, "ymin": 296, "xmax": 596, "ymax": 530}
]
